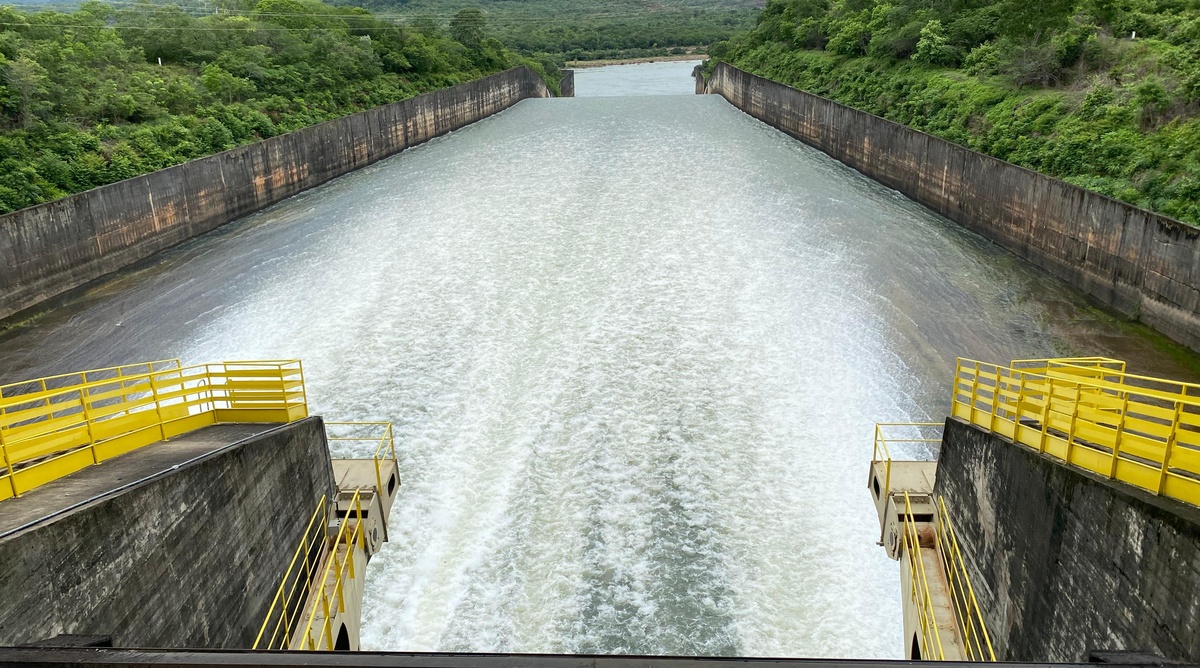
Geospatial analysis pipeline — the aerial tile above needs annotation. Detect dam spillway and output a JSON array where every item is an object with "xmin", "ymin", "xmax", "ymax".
[{"xmin": 1, "ymin": 62, "xmax": 1198, "ymax": 658}]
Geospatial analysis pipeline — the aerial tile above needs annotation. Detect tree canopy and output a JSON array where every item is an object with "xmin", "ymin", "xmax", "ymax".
[
  {"xmin": 714, "ymin": 0, "xmax": 1200, "ymax": 223},
  {"xmin": 0, "ymin": 0, "xmax": 559, "ymax": 214}
]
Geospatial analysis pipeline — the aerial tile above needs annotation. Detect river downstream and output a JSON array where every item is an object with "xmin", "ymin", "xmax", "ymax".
[{"xmin": 1, "ymin": 61, "xmax": 1196, "ymax": 658}]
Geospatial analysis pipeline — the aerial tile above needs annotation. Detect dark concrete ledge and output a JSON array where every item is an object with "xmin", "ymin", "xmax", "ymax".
[
  {"xmin": 0, "ymin": 648, "xmax": 1135, "ymax": 668},
  {"xmin": 0, "ymin": 423, "xmax": 282, "ymax": 540},
  {"xmin": 934, "ymin": 417, "xmax": 1200, "ymax": 662},
  {"xmin": 0, "ymin": 418, "xmax": 336, "ymax": 649}
]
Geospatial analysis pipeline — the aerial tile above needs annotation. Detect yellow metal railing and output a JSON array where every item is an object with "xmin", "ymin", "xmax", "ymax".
[
  {"xmin": 252, "ymin": 486, "xmax": 364, "ymax": 647},
  {"xmin": 253, "ymin": 495, "xmax": 329, "ymax": 650},
  {"xmin": 873, "ymin": 422, "xmax": 943, "ymax": 495},
  {"xmin": 301, "ymin": 488, "xmax": 367, "ymax": 650},
  {"xmin": 252, "ymin": 489, "xmax": 368, "ymax": 650},
  {"xmin": 952, "ymin": 356, "xmax": 1200, "ymax": 506},
  {"xmin": 936, "ymin": 497, "xmax": 995, "ymax": 661},
  {"xmin": 256, "ymin": 421, "xmax": 397, "ymax": 651},
  {"xmin": 901, "ymin": 491, "xmax": 945, "ymax": 660},
  {"xmin": 900, "ymin": 491, "xmax": 996, "ymax": 661},
  {"xmin": 0, "ymin": 359, "xmax": 308, "ymax": 501},
  {"xmin": 325, "ymin": 421, "xmax": 398, "ymax": 496}
]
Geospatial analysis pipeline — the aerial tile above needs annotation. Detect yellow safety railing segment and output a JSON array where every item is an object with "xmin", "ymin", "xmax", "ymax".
[
  {"xmin": 952, "ymin": 357, "xmax": 1200, "ymax": 507},
  {"xmin": 901, "ymin": 491, "xmax": 946, "ymax": 661},
  {"xmin": 936, "ymin": 497, "xmax": 996, "ymax": 661},
  {"xmin": 302, "ymin": 488, "xmax": 367, "ymax": 650},
  {"xmin": 0, "ymin": 359, "xmax": 308, "ymax": 502},
  {"xmin": 256, "ymin": 421, "xmax": 397, "ymax": 651},
  {"xmin": 253, "ymin": 496, "xmax": 329, "ymax": 650},
  {"xmin": 1010, "ymin": 357, "xmax": 1126, "ymax": 377},
  {"xmin": 873, "ymin": 422, "xmax": 943, "ymax": 497},
  {"xmin": 325, "ymin": 421, "xmax": 398, "ymax": 496},
  {"xmin": 899, "ymin": 491, "xmax": 995, "ymax": 662}
]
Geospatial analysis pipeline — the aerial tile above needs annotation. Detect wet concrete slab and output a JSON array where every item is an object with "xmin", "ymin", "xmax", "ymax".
[{"xmin": 0, "ymin": 423, "xmax": 280, "ymax": 539}]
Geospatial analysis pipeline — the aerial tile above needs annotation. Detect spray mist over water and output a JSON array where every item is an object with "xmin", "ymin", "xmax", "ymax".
[{"xmin": 1, "ymin": 67, "xmax": 1195, "ymax": 658}]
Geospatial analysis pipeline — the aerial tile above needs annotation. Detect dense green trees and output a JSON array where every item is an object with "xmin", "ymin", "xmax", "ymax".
[
  {"xmin": 332, "ymin": 0, "xmax": 758, "ymax": 60},
  {"xmin": 713, "ymin": 0, "xmax": 1200, "ymax": 223},
  {"xmin": 0, "ymin": 0, "xmax": 558, "ymax": 214}
]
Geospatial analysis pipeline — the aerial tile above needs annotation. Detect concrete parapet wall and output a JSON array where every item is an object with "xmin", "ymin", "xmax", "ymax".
[
  {"xmin": 0, "ymin": 418, "xmax": 335, "ymax": 648},
  {"xmin": 703, "ymin": 63, "xmax": 1200, "ymax": 353},
  {"xmin": 0, "ymin": 67, "xmax": 550, "ymax": 322},
  {"xmin": 934, "ymin": 418, "xmax": 1200, "ymax": 662}
]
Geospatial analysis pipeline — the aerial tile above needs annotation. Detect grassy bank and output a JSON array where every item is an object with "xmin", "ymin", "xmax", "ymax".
[{"xmin": 714, "ymin": 0, "xmax": 1200, "ymax": 225}]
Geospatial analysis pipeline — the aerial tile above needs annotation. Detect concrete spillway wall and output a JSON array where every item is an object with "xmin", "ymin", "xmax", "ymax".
[
  {"xmin": 934, "ymin": 418, "xmax": 1200, "ymax": 662},
  {"xmin": 0, "ymin": 419, "xmax": 334, "ymax": 648},
  {"xmin": 0, "ymin": 67, "xmax": 550, "ymax": 322},
  {"xmin": 703, "ymin": 63, "xmax": 1200, "ymax": 353}
]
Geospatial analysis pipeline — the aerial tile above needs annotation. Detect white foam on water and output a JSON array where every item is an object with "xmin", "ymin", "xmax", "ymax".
[
  {"xmin": 6, "ymin": 89, "xmax": 1138, "ymax": 658},
  {"xmin": 165, "ymin": 96, "xmax": 921, "ymax": 657}
]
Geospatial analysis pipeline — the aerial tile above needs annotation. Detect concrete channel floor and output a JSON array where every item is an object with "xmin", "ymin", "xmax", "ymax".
[{"xmin": 0, "ymin": 423, "xmax": 281, "ymax": 538}]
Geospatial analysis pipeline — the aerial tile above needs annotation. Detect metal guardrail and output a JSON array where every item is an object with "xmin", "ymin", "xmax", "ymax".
[
  {"xmin": 256, "ymin": 422, "xmax": 397, "ymax": 651},
  {"xmin": 0, "ymin": 360, "xmax": 308, "ymax": 501},
  {"xmin": 900, "ymin": 491, "xmax": 945, "ymax": 660},
  {"xmin": 952, "ymin": 356, "xmax": 1200, "ymax": 507},
  {"xmin": 873, "ymin": 422, "xmax": 943, "ymax": 494},
  {"xmin": 254, "ymin": 489, "xmax": 369, "ymax": 651},
  {"xmin": 253, "ymin": 496, "xmax": 330, "ymax": 650},
  {"xmin": 899, "ymin": 491, "xmax": 996, "ymax": 662},
  {"xmin": 936, "ymin": 497, "xmax": 995, "ymax": 662},
  {"xmin": 325, "ymin": 421, "xmax": 398, "ymax": 495},
  {"xmin": 300, "ymin": 488, "xmax": 367, "ymax": 650}
]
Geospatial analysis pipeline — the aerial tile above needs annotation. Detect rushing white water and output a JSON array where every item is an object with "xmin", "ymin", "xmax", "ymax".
[{"xmin": 1, "ymin": 63, "xmax": 1195, "ymax": 658}]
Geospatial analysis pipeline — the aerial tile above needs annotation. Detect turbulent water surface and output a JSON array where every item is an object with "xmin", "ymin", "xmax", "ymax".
[{"xmin": 2, "ymin": 62, "xmax": 1197, "ymax": 658}]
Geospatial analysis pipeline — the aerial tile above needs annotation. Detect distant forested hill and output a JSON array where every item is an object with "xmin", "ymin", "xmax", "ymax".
[
  {"xmin": 327, "ymin": 0, "xmax": 761, "ymax": 60},
  {"xmin": 712, "ymin": 0, "xmax": 1200, "ymax": 224},
  {"xmin": 0, "ymin": 0, "xmax": 558, "ymax": 214}
]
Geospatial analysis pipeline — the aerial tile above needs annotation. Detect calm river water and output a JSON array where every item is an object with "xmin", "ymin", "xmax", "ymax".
[{"xmin": 1, "ymin": 61, "xmax": 1196, "ymax": 657}]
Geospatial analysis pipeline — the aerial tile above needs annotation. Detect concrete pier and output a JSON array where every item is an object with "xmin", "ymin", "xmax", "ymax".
[
  {"xmin": 935, "ymin": 417, "xmax": 1200, "ymax": 662},
  {"xmin": 0, "ymin": 418, "xmax": 335, "ymax": 648}
]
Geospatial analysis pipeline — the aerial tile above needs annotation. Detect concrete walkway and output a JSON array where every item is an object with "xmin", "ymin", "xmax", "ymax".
[{"xmin": 0, "ymin": 423, "xmax": 280, "ymax": 539}]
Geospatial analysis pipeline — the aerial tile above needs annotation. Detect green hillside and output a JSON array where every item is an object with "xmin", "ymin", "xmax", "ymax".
[
  {"xmin": 0, "ymin": 0, "xmax": 558, "ymax": 214},
  {"xmin": 712, "ymin": 0, "xmax": 1200, "ymax": 224},
  {"xmin": 328, "ymin": 0, "xmax": 760, "ymax": 60}
]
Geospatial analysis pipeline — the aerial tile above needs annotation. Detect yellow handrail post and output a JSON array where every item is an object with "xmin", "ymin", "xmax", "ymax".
[
  {"xmin": 987, "ymin": 369, "xmax": 1000, "ymax": 432},
  {"xmin": 1108, "ymin": 392, "xmax": 1131, "ymax": 480},
  {"xmin": 1014, "ymin": 371, "xmax": 1028, "ymax": 427},
  {"xmin": 952, "ymin": 358, "xmax": 963, "ymax": 414},
  {"xmin": 298, "ymin": 360, "xmax": 308, "ymax": 414},
  {"xmin": 880, "ymin": 425, "xmax": 891, "ymax": 498},
  {"xmin": 1160, "ymin": 399, "xmax": 1184, "ymax": 495},
  {"xmin": 77, "ymin": 386, "xmax": 100, "ymax": 465},
  {"xmin": 0, "ymin": 428, "xmax": 16, "ymax": 499},
  {"xmin": 373, "ymin": 436, "xmax": 384, "ymax": 499},
  {"xmin": 970, "ymin": 361, "xmax": 981, "ymax": 418},
  {"xmin": 1039, "ymin": 377, "xmax": 1054, "ymax": 454},
  {"xmin": 1065, "ymin": 382, "xmax": 1082, "ymax": 465},
  {"xmin": 148, "ymin": 371, "xmax": 168, "ymax": 442}
]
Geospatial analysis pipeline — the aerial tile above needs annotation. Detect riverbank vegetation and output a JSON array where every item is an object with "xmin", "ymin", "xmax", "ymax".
[
  {"xmin": 0, "ymin": 1, "xmax": 559, "ymax": 214},
  {"xmin": 712, "ymin": 0, "xmax": 1200, "ymax": 224}
]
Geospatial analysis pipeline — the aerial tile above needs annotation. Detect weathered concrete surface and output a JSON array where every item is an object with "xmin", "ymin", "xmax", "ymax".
[
  {"xmin": 560, "ymin": 70, "xmax": 575, "ymax": 97},
  {"xmin": 703, "ymin": 63, "xmax": 1200, "ymax": 353},
  {"xmin": 0, "ymin": 68, "xmax": 550, "ymax": 322},
  {"xmin": 0, "ymin": 417, "xmax": 335, "ymax": 649},
  {"xmin": 934, "ymin": 418, "xmax": 1200, "ymax": 662},
  {"xmin": 0, "ymin": 423, "xmax": 278, "ymax": 537}
]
